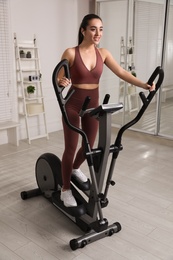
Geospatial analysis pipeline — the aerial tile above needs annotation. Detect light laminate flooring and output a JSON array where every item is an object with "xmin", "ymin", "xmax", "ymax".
[{"xmin": 0, "ymin": 129, "xmax": 173, "ymax": 260}]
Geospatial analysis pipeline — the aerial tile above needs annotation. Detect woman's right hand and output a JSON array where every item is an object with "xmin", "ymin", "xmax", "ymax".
[{"xmin": 58, "ymin": 77, "xmax": 71, "ymax": 87}]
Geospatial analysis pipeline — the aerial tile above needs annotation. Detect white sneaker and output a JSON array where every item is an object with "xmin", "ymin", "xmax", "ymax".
[
  {"xmin": 60, "ymin": 189, "xmax": 77, "ymax": 207},
  {"xmin": 72, "ymin": 168, "xmax": 88, "ymax": 183}
]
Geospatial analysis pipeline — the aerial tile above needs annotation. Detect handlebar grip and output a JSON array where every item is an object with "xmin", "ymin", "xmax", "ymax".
[
  {"xmin": 79, "ymin": 96, "xmax": 91, "ymax": 117},
  {"xmin": 103, "ymin": 94, "xmax": 110, "ymax": 104},
  {"xmin": 52, "ymin": 59, "xmax": 70, "ymax": 98},
  {"xmin": 139, "ymin": 66, "xmax": 164, "ymax": 105},
  {"xmin": 82, "ymin": 96, "xmax": 91, "ymax": 111},
  {"xmin": 147, "ymin": 66, "xmax": 164, "ymax": 91}
]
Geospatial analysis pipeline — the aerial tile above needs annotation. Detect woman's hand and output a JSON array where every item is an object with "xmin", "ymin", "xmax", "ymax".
[
  {"xmin": 143, "ymin": 82, "xmax": 155, "ymax": 91},
  {"xmin": 58, "ymin": 77, "xmax": 71, "ymax": 87}
]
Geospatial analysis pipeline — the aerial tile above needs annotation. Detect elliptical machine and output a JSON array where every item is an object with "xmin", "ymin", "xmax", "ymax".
[{"xmin": 21, "ymin": 60, "xmax": 164, "ymax": 250}]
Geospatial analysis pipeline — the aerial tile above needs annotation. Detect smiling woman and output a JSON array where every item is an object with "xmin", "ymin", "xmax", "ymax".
[{"xmin": 57, "ymin": 13, "xmax": 155, "ymax": 207}]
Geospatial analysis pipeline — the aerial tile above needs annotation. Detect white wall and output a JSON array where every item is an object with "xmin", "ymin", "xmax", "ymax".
[{"xmin": 9, "ymin": 0, "xmax": 91, "ymax": 143}]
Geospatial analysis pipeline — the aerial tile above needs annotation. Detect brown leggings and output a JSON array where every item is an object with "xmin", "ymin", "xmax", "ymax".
[{"xmin": 61, "ymin": 86, "xmax": 99, "ymax": 189}]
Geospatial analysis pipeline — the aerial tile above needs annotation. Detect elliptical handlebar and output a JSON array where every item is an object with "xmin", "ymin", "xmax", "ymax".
[
  {"xmin": 52, "ymin": 61, "xmax": 164, "ymax": 156},
  {"xmin": 114, "ymin": 66, "xmax": 164, "ymax": 148},
  {"xmin": 52, "ymin": 59, "xmax": 91, "ymax": 153},
  {"xmin": 139, "ymin": 66, "xmax": 164, "ymax": 106},
  {"xmin": 52, "ymin": 59, "xmax": 73, "ymax": 105}
]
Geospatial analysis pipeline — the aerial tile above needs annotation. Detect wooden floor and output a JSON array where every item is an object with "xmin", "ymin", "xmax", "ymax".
[{"xmin": 0, "ymin": 129, "xmax": 173, "ymax": 260}]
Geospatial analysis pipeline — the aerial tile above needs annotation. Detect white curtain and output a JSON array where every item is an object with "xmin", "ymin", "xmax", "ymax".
[
  {"xmin": 0, "ymin": 0, "xmax": 14, "ymax": 122},
  {"xmin": 134, "ymin": 0, "xmax": 164, "ymax": 81}
]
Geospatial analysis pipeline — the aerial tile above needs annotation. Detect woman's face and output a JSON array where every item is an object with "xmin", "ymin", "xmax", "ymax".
[{"xmin": 82, "ymin": 18, "xmax": 103, "ymax": 45}]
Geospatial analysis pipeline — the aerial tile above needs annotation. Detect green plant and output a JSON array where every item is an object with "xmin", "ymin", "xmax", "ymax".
[
  {"xmin": 27, "ymin": 85, "xmax": 35, "ymax": 94},
  {"xmin": 131, "ymin": 71, "xmax": 137, "ymax": 77}
]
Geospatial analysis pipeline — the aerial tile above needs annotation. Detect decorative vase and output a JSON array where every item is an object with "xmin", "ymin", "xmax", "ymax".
[
  {"xmin": 26, "ymin": 51, "xmax": 32, "ymax": 58},
  {"xmin": 20, "ymin": 51, "xmax": 26, "ymax": 58},
  {"xmin": 28, "ymin": 93, "xmax": 35, "ymax": 98}
]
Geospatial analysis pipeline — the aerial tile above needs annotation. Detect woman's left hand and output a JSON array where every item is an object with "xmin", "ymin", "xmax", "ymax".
[{"xmin": 145, "ymin": 82, "xmax": 155, "ymax": 91}]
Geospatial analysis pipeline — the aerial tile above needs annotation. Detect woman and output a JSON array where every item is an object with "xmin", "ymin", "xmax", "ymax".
[{"xmin": 58, "ymin": 14, "xmax": 155, "ymax": 207}]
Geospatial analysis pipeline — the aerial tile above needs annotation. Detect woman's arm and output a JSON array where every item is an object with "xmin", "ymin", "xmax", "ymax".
[
  {"xmin": 101, "ymin": 48, "xmax": 155, "ymax": 91},
  {"xmin": 57, "ymin": 48, "xmax": 74, "ymax": 87}
]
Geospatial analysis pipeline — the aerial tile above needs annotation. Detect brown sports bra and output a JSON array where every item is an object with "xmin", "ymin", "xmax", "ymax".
[{"xmin": 69, "ymin": 46, "xmax": 103, "ymax": 84}]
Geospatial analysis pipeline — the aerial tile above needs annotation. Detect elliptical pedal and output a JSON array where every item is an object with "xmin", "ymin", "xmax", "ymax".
[
  {"xmin": 52, "ymin": 190, "xmax": 86, "ymax": 217},
  {"xmin": 71, "ymin": 175, "xmax": 90, "ymax": 191}
]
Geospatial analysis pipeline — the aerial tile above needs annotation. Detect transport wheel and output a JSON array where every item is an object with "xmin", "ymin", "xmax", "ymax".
[
  {"xmin": 35, "ymin": 153, "xmax": 62, "ymax": 192},
  {"xmin": 70, "ymin": 239, "xmax": 87, "ymax": 250},
  {"xmin": 70, "ymin": 239, "xmax": 79, "ymax": 251},
  {"xmin": 114, "ymin": 222, "xmax": 122, "ymax": 232}
]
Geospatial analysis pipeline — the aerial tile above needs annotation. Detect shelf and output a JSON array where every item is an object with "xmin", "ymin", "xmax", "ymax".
[
  {"xmin": 25, "ymin": 96, "xmax": 44, "ymax": 101},
  {"xmin": 18, "ymin": 46, "xmax": 38, "ymax": 50},
  {"xmin": 18, "ymin": 58, "xmax": 39, "ymax": 61},
  {"xmin": 14, "ymin": 33, "xmax": 49, "ymax": 144},
  {"xmin": 18, "ymin": 96, "xmax": 44, "ymax": 101},
  {"xmin": 17, "ymin": 69, "xmax": 39, "ymax": 72},
  {"xmin": 27, "ymin": 112, "xmax": 45, "ymax": 117},
  {"xmin": 19, "ymin": 111, "xmax": 45, "ymax": 117},
  {"xmin": 21, "ymin": 69, "xmax": 39, "ymax": 72},
  {"xmin": 17, "ymin": 80, "xmax": 42, "ymax": 84},
  {"xmin": 24, "ymin": 80, "xmax": 42, "ymax": 83}
]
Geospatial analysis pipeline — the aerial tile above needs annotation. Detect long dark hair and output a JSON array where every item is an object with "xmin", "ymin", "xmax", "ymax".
[{"xmin": 78, "ymin": 14, "xmax": 102, "ymax": 45}]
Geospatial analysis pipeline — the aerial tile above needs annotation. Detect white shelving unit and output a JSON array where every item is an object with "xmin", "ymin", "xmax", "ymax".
[
  {"xmin": 14, "ymin": 34, "xmax": 49, "ymax": 144},
  {"xmin": 119, "ymin": 36, "xmax": 139, "ymax": 113}
]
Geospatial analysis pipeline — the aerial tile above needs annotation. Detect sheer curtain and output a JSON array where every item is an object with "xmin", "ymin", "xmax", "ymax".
[
  {"xmin": 0, "ymin": 0, "xmax": 16, "ymax": 123},
  {"xmin": 134, "ymin": 0, "xmax": 164, "ymax": 82},
  {"xmin": 129, "ymin": 0, "xmax": 165, "ymax": 133}
]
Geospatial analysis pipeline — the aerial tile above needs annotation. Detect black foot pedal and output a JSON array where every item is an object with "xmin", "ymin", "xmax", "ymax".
[
  {"xmin": 52, "ymin": 191, "xmax": 86, "ymax": 217},
  {"xmin": 71, "ymin": 176, "xmax": 90, "ymax": 191}
]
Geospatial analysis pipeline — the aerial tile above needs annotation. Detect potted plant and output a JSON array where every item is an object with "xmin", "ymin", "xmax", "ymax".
[
  {"xmin": 131, "ymin": 71, "xmax": 137, "ymax": 77},
  {"xmin": 27, "ymin": 85, "xmax": 35, "ymax": 97},
  {"xmin": 20, "ymin": 50, "xmax": 26, "ymax": 58}
]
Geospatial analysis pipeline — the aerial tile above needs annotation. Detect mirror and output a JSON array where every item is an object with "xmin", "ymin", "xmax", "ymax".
[{"xmin": 96, "ymin": 0, "xmax": 173, "ymax": 139}]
